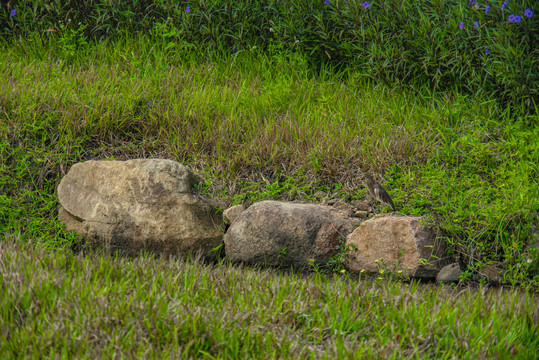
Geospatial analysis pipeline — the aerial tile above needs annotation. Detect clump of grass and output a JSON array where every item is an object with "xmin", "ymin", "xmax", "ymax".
[{"xmin": 1, "ymin": 237, "xmax": 538, "ymax": 358}]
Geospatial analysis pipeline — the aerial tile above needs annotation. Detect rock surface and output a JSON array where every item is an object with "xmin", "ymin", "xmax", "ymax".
[
  {"xmin": 354, "ymin": 211, "xmax": 368, "ymax": 219},
  {"xmin": 58, "ymin": 159, "xmax": 224, "ymax": 257},
  {"xmin": 346, "ymin": 215, "xmax": 449, "ymax": 279},
  {"xmin": 472, "ymin": 264, "xmax": 506, "ymax": 285},
  {"xmin": 436, "ymin": 263, "xmax": 462, "ymax": 283},
  {"xmin": 223, "ymin": 205, "xmax": 246, "ymax": 225},
  {"xmin": 351, "ymin": 200, "xmax": 370, "ymax": 211},
  {"xmin": 224, "ymin": 200, "xmax": 362, "ymax": 267},
  {"xmin": 332, "ymin": 200, "xmax": 355, "ymax": 217}
]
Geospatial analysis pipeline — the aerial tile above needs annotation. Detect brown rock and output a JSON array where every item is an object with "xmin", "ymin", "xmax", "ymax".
[
  {"xmin": 332, "ymin": 200, "xmax": 354, "ymax": 217},
  {"xmin": 351, "ymin": 200, "xmax": 370, "ymax": 211},
  {"xmin": 224, "ymin": 200, "xmax": 361, "ymax": 267},
  {"xmin": 473, "ymin": 264, "xmax": 506, "ymax": 285},
  {"xmin": 354, "ymin": 211, "xmax": 368, "ymax": 219},
  {"xmin": 58, "ymin": 159, "xmax": 224, "ymax": 257},
  {"xmin": 345, "ymin": 215, "xmax": 449, "ymax": 279},
  {"xmin": 436, "ymin": 263, "xmax": 462, "ymax": 283},
  {"xmin": 223, "ymin": 204, "xmax": 246, "ymax": 225}
]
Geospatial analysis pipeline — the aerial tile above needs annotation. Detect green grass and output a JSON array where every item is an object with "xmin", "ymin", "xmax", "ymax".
[
  {"xmin": 1, "ymin": 36, "xmax": 537, "ymax": 284},
  {"xmin": 0, "ymin": 17, "xmax": 538, "ymax": 358},
  {"xmin": 1, "ymin": 236, "xmax": 537, "ymax": 359},
  {"xmin": 2, "ymin": 0, "xmax": 536, "ymax": 111}
]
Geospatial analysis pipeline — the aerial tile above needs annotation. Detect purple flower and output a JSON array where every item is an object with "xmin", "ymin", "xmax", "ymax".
[
  {"xmin": 485, "ymin": 5, "xmax": 490, "ymax": 14},
  {"xmin": 474, "ymin": 21, "xmax": 480, "ymax": 28},
  {"xmin": 502, "ymin": 0, "xmax": 507, "ymax": 9},
  {"xmin": 514, "ymin": 15, "xmax": 522, "ymax": 23},
  {"xmin": 325, "ymin": 0, "xmax": 330, "ymax": 4},
  {"xmin": 524, "ymin": 9, "xmax": 533, "ymax": 18},
  {"xmin": 10, "ymin": 8, "xmax": 16, "ymax": 17},
  {"xmin": 186, "ymin": 6, "xmax": 191, "ymax": 14},
  {"xmin": 459, "ymin": 21, "xmax": 465, "ymax": 29},
  {"xmin": 468, "ymin": 0, "xmax": 475, "ymax": 5},
  {"xmin": 362, "ymin": 1, "xmax": 370, "ymax": 9},
  {"xmin": 508, "ymin": 14, "xmax": 515, "ymax": 22},
  {"xmin": 486, "ymin": 49, "xmax": 490, "ymax": 55}
]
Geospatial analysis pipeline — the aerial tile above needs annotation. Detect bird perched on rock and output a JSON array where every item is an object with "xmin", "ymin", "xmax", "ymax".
[{"xmin": 363, "ymin": 173, "xmax": 396, "ymax": 211}]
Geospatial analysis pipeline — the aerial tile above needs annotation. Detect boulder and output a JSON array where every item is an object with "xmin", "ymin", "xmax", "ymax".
[
  {"xmin": 346, "ymin": 215, "xmax": 449, "ymax": 279},
  {"xmin": 58, "ymin": 159, "xmax": 224, "ymax": 257},
  {"xmin": 224, "ymin": 200, "xmax": 361, "ymax": 267}
]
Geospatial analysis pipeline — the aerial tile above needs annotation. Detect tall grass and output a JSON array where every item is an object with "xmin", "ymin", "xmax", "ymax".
[
  {"xmin": 1, "ymin": 236, "xmax": 538, "ymax": 358},
  {"xmin": 1, "ymin": 0, "xmax": 536, "ymax": 113}
]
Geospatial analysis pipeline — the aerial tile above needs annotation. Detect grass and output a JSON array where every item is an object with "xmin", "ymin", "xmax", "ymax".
[
  {"xmin": 1, "ymin": 236, "xmax": 538, "ymax": 359},
  {"xmin": 0, "ymin": 14, "xmax": 538, "ymax": 358},
  {"xmin": 1, "ymin": 36, "xmax": 537, "ymax": 284}
]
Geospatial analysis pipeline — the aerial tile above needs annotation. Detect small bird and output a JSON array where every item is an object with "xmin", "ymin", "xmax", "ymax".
[{"xmin": 363, "ymin": 173, "xmax": 396, "ymax": 211}]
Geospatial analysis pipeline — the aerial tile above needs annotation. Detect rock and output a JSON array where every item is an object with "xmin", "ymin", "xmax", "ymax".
[
  {"xmin": 412, "ymin": 265, "xmax": 440, "ymax": 280},
  {"xmin": 354, "ymin": 210, "xmax": 368, "ymax": 219},
  {"xmin": 332, "ymin": 200, "xmax": 354, "ymax": 217},
  {"xmin": 223, "ymin": 204, "xmax": 246, "ymax": 225},
  {"xmin": 224, "ymin": 200, "xmax": 361, "ymax": 267},
  {"xmin": 472, "ymin": 264, "xmax": 505, "ymax": 285},
  {"xmin": 58, "ymin": 159, "xmax": 224, "ymax": 257},
  {"xmin": 345, "ymin": 215, "xmax": 449, "ymax": 279},
  {"xmin": 351, "ymin": 200, "xmax": 370, "ymax": 211},
  {"xmin": 436, "ymin": 263, "xmax": 462, "ymax": 283}
]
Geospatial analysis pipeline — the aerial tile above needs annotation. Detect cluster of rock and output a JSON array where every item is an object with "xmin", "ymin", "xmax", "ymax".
[{"xmin": 57, "ymin": 159, "xmax": 500, "ymax": 283}]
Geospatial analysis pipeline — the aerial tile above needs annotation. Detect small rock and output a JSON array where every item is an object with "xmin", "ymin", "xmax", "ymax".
[
  {"xmin": 413, "ymin": 265, "xmax": 440, "ymax": 280},
  {"xmin": 223, "ymin": 205, "xmax": 246, "ymax": 225},
  {"xmin": 351, "ymin": 200, "xmax": 370, "ymax": 211},
  {"xmin": 354, "ymin": 211, "xmax": 368, "ymax": 219},
  {"xmin": 436, "ymin": 263, "xmax": 462, "ymax": 283},
  {"xmin": 473, "ymin": 264, "xmax": 505, "ymax": 285},
  {"xmin": 332, "ymin": 200, "xmax": 354, "ymax": 217}
]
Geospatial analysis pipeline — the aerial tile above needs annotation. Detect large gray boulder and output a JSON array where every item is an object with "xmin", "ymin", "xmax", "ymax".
[
  {"xmin": 224, "ymin": 200, "xmax": 362, "ymax": 267},
  {"xmin": 58, "ymin": 159, "xmax": 224, "ymax": 257},
  {"xmin": 346, "ymin": 215, "xmax": 450, "ymax": 279}
]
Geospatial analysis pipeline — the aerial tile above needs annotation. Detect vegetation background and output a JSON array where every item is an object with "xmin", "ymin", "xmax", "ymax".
[{"xmin": 0, "ymin": 0, "xmax": 538, "ymax": 358}]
